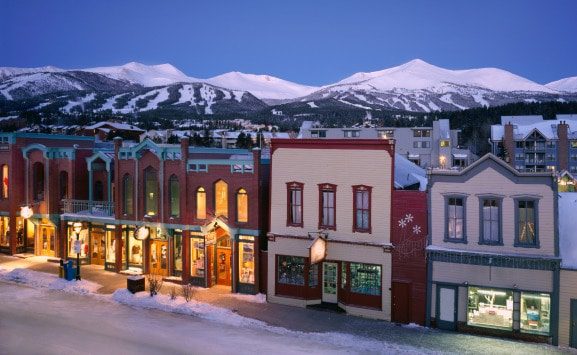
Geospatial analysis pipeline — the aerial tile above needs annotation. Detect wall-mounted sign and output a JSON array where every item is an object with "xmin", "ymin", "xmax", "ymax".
[{"xmin": 309, "ymin": 236, "xmax": 327, "ymax": 265}]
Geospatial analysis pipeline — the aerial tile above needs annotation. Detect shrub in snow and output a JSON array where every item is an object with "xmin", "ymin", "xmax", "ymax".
[
  {"xmin": 182, "ymin": 283, "xmax": 195, "ymax": 302},
  {"xmin": 169, "ymin": 286, "xmax": 177, "ymax": 300},
  {"xmin": 146, "ymin": 272, "xmax": 163, "ymax": 297}
]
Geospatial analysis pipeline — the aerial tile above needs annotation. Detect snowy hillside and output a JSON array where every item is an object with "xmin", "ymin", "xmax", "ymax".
[
  {"xmin": 546, "ymin": 77, "xmax": 577, "ymax": 93},
  {"xmin": 0, "ymin": 66, "xmax": 64, "ymax": 81},
  {"xmin": 206, "ymin": 71, "xmax": 318, "ymax": 100},
  {"xmin": 84, "ymin": 62, "xmax": 198, "ymax": 87}
]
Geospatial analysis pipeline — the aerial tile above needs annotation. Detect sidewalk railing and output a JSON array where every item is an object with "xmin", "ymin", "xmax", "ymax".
[{"xmin": 61, "ymin": 199, "xmax": 114, "ymax": 217}]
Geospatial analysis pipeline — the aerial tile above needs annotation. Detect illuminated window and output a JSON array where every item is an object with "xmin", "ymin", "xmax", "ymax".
[
  {"xmin": 236, "ymin": 188, "xmax": 248, "ymax": 223},
  {"xmin": 169, "ymin": 175, "xmax": 180, "ymax": 218},
  {"xmin": 196, "ymin": 187, "xmax": 206, "ymax": 219},
  {"xmin": 467, "ymin": 287, "xmax": 513, "ymax": 330},
  {"xmin": 144, "ymin": 167, "xmax": 158, "ymax": 216},
  {"xmin": 353, "ymin": 185, "xmax": 371, "ymax": 233},
  {"xmin": 480, "ymin": 198, "xmax": 501, "ymax": 244},
  {"xmin": 286, "ymin": 182, "xmax": 303, "ymax": 227},
  {"xmin": 516, "ymin": 199, "xmax": 538, "ymax": 247},
  {"xmin": 215, "ymin": 180, "xmax": 228, "ymax": 218},
  {"xmin": 190, "ymin": 237, "xmax": 205, "ymax": 277},
  {"xmin": 239, "ymin": 237, "xmax": 255, "ymax": 284},
  {"xmin": 440, "ymin": 140, "xmax": 450, "ymax": 148},
  {"xmin": 445, "ymin": 196, "xmax": 466, "ymax": 242},
  {"xmin": 350, "ymin": 263, "xmax": 381, "ymax": 296},
  {"xmin": 1, "ymin": 164, "xmax": 8, "ymax": 199},
  {"xmin": 520, "ymin": 292, "xmax": 550, "ymax": 335},
  {"xmin": 122, "ymin": 174, "xmax": 133, "ymax": 215},
  {"xmin": 319, "ymin": 184, "xmax": 336, "ymax": 230},
  {"xmin": 277, "ymin": 255, "xmax": 304, "ymax": 285}
]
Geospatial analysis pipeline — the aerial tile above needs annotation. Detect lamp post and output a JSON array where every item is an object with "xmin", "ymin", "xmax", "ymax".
[{"xmin": 73, "ymin": 222, "xmax": 82, "ymax": 280}]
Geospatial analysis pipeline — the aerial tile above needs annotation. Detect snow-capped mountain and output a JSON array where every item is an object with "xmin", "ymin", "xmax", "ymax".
[
  {"xmin": 84, "ymin": 62, "xmax": 199, "ymax": 87},
  {"xmin": 546, "ymin": 77, "xmax": 577, "ymax": 93},
  {"xmin": 206, "ymin": 71, "xmax": 318, "ymax": 101},
  {"xmin": 1, "ymin": 59, "xmax": 576, "ymax": 114}
]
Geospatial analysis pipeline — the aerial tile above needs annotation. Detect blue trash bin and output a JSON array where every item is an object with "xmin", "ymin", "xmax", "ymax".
[{"xmin": 64, "ymin": 260, "xmax": 76, "ymax": 281}]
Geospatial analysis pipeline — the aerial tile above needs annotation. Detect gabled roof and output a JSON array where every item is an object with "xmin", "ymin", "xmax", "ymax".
[{"xmin": 85, "ymin": 121, "xmax": 144, "ymax": 132}]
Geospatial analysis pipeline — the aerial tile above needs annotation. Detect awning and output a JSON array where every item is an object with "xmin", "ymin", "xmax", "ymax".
[
  {"xmin": 408, "ymin": 153, "xmax": 420, "ymax": 159},
  {"xmin": 452, "ymin": 153, "xmax": 468, "ymax": 159}
]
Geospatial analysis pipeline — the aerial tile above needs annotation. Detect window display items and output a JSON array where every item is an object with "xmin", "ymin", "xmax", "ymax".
[
  {"xmin": 190, "ymin": 239, "xmax": 205, "ymax": 278},
  {"xmin": 239, "ymin": 242, "xmax": 255, "ymax": 284},
  {"xmin": 467, "ymin": 287, "xmax": 513, "ymax": 330},
  {"xmin": 520, "ymin": 292, "xmax": 550, "ymax": 335}
]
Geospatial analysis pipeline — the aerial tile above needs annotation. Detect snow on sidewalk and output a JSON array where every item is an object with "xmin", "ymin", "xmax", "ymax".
[{"xmin": 0, "ymin": 267, "xmax": 102, "ymax": 295}]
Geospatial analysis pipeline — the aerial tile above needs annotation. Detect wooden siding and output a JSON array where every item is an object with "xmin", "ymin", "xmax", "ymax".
[{"xmin": 430, "ymin": 167, "xmax": 555, "ymax": 256}]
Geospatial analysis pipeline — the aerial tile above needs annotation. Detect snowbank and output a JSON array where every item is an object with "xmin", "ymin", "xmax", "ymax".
[
  {"xmin": 0, "ymin": 267, "xmax": 101, "ymax": 295},
  {"xmin": 225, "ymin": 292, "xmax": 267, "ymax": 303}
]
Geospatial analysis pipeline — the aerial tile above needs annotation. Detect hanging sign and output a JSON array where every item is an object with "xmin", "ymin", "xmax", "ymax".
[
  {"xmin": 73, "ymin": 240, "xmax": 82, "ymax": 254},
  {"xmin": 309, "ymin": 236, "xmax": 327, "ymax": 265}
]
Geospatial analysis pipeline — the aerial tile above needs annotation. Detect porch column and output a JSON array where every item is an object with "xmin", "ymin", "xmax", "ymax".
[
  {"xmin": 114, "ymin": 226, "xmax": 123, "ymax": 272},
  {"xmin": 182, "ymin": 230, "xmax": 190, "ymax": 283}
]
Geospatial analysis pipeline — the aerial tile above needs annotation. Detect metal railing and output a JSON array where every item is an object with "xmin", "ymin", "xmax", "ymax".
[{"xmin": 61, "ymin": 199, "xmax": 114, "ymax": 217}]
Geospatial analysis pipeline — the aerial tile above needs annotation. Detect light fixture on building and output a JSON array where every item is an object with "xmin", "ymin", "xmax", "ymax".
[
  {"xmin": 20, "ymin": 206, "xmax": 33, "ymax": 219},
  {"xmin": 73, "ymin": 222, "xmax": 82, "ymax": 235},
  {"xmin": 135, "ymin": 226, "xmax": 149, "ymax": 240},
  {"xmin": 439, "ymin": 155, "xmax": 447, "ymax": 168}
]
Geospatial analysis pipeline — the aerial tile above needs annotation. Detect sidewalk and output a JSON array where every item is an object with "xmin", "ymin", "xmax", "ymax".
[{"xmin": 0, "ymin": 254, "xmax": 566, "ymax": 354}]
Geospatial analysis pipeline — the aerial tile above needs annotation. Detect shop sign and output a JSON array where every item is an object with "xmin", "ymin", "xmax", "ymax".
[
  {"xmin": 309, "ymin": 236, "xmax": 327, "ymax": 265},
  {"xmin": 206, "ymin": 232, "xmax": 216, "ymax": 245},
  {"xmin": 238, "ymin": 235, "xmax": 254, "ymax": 242},
  {"xmin": 73, "ymin": 240, "xmax": 82, "ymax": 254}
]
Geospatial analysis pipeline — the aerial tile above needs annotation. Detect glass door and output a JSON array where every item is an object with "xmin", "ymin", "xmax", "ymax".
[
  {"xmin": 91, "ymin": 229, "xmax": 105, "ymax": 266},
  {"xmin": 150, "ymin": 240, "xmax": 168, "ymax": 276},
  {"xmin": 322, "ymin": 262, "xmax": 338, "ymax": 303}
]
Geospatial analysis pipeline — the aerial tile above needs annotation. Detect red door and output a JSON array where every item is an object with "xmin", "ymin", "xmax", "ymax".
[{"xmin": 392, "ymin": 282, "xmax": 411, "ymax": 324}]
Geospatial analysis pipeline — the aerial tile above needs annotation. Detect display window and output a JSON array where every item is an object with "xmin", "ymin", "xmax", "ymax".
[
  {"xmin": 68, "ymin": 225, "xmax": 88, "ymax": 259},
  {"xmin": 127, "ymin": 228, "xmax": 143, "ymax": 267},
  {"xmin": 105, "ymin": 230, "xmax": 116, "ymax": 263},
  {"xmin": 308, "ymin": 263, "xmax": 318, "ymax": 287},
  {"xmin": 350, "ymin": 263, "xmax": 381, "ymax": 296},
  {"xmin": 520, "ymin": 292, "xmax": 550, "ymax": 335},
  {"xmin": 238, "ymin": 237, "xmax": 255, "ymax": 284},
  {"xmin": 467, "ymin": 287, "xmax": 513, "ymax": 330},
  {"xmin": 172, "ymin": 230, "xmax": 182, "ymax": 276},
  {"xmin": 190, "ymin": 237, "xmax": 205, "ymax": 278},
  {"xmin": 16, "ymin": 218, "xmax": 23, "ymax": 247},
  {"xmin": 0, "ymin": 216, "xmax": 9, "ymax": 247},
  {"xmin": 277, "ymin": 255, "xmax": 305, "ymax": 286}
]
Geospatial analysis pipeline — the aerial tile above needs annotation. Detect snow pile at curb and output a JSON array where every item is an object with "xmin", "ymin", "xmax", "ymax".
[
  {"xmin": 112, "ymin": 289, "xmax": 266, "ymax": 328},
  {"xmin": 0, "ymin": 267, "xmax": 102, "ymax": 295},
  {"xmin": 112, "ymin": 289, "xmax": 432, "ymax": 354},
  {"xmin": 226, "ymin": 292, "xmax": 266, "ymax": 303}
]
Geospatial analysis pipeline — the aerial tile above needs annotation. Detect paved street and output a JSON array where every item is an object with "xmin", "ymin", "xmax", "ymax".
[{"xmin": 0, "ymin": 255, "xmax": 571, "ymax": 354}]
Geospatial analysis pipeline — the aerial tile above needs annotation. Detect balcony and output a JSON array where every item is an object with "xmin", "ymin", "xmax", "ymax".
[
  {"xmin": 61, "ymin": 199, "xmax": 114, "ymax": 218},
  {"xmin": 524, "ymin": 145, "xmax": 546, "ymax": 153}
]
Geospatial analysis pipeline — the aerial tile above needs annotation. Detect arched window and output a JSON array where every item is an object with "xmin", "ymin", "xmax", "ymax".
[
  {"xmin": 59, "ymin": 171, "xmax": 68, "ymax": 200},
  {"xmin": 94, "ymin": 181, "xmax": 104, "ymax": 201},
  {"xmin": 32, "ymin": 162, "xmax": 44, "ymax": 201},
  {"xmin": 1, "ymin": 164, "xmax": 8, "ymax": 199},
  {"xmin": 237, "ymin": 188, "xmax": 248, "ymax": 223},
  {"xmin": 169, "ymin": 175, "xmax": 180, "ymax": 218},
  {"xmin": 214, "ymin": 180, "xmax": 228, "ymax": 218},
  {"xmin": 122, "ymin": 174, "xmax": 133, "ymax": 215},
  {"xmin": 196, "ymin": 187, "xmax": 206, "ymax": 219},
  {"xmin": 144, "ymin": 167, "xmax": 158, "ymax": 216}
]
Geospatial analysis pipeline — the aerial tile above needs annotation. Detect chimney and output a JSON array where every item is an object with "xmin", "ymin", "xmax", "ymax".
[
  {"xmin": 180, "ymin": 137, "xmax": 189, "ymax": 161},
  {"xmin": 113, "ymin": 136, "xmax": 123, "ymax": 157},
  {"xmin": 557, "ymin": 120, "xmax": 569, "ymax": 171},
  {"xmin": 504, "ymin": 122, "xmax": 515, "ymax": 167}
]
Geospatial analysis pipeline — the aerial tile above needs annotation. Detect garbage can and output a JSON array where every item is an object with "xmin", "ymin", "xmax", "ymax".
[{"xmin": 64, "ymin": 260, "xmax": 76, "ymax": 281}]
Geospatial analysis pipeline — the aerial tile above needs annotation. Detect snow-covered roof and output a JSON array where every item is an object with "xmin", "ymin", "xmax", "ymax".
[
  {"xmin": 85, "ymin": 121, "xmax": 144, "ymax": 132},
  {"xmin": 394, "ymin": 153, "xmax": 427, "ymax": 191},
  {"xmin": 500, "ymin": 115, "xmax": 543, "ymax": 125},
  {"xmin": 491, "ymin": 116, "xmax": 577, "ymax": 141},
  {"xmin": 559, "ymin": 192, "xmax": 577, "ymax": 270}
]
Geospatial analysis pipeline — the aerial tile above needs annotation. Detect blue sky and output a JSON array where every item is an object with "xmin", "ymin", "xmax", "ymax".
[{"xmin": 1, "ymin": 0, "xmax": 576, "ymax": 86}]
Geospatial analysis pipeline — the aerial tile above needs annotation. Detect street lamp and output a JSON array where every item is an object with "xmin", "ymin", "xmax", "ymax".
[{"xmin": 73, "ymin": 222, "xmax": 82, "ymax": 281}]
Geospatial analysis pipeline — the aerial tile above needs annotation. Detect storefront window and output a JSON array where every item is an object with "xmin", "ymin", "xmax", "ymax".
[
  {"xmin": 467, "ymin": 287, "xmax": 513, "ymax": 330},
  {"xmin": 239, "ymin": 238, "xmax": 255, "ymax": 284},
  {"xmin": 341, "ymin": 262, "xmax": 347, "ymax": 289},
  {"xmin": 68, "ymin": 225, "xmax": 88, "ymax": 259},
  {"xmin": 16, "ymin": 218, "xmax": 24, "ymax": 247},
  {"xmin": 308, "ymin": 263, "xmax": 318, "ymax": 287},
  {"xmin": 190, "ymin": 238, "xmax": 205, "ymax": 277},
  {"xmin": 173, "ymin": 230, "xmax": 182, "ymax": 276},
  {"xmin": 128, "ymin": 229, "xmax": 143, "ymax": 267},
  {"xmin": 350, "ymin": 263, "xmax": 381, "ymax": 296},
  {"xmin": 0, "ymin": 216, "xmax": 9, "ymax": 247},
  {"xmin": 520, "ymin": 292, "xmax": 550, "ymax": 335},
  {"xmin": 277, "ymin": 255, "xmax": 305, "ymax": 286},
  {"xmin": 106, "ymin": 229, "xmax": 116, "ymax": 263}
]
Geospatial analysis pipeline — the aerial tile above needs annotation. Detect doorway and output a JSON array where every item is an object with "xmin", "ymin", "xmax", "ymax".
[
  {"xmin": 216, "ymin": 236, "xmax": 231, "ymax": 286},
  {"xmin": 39, "ymin": 225, "xmax": 55, "ymax": 257},
  {"xmin": 392, "ymin": 281, "xmax": 411, "ymax": 323},
  {"xmin": 436, "ymin": 284, "xmax": 457, "ymax": 331},
  {"xmin": 90, "ymin": 230, "xmax": 105, "ymax": 266},
  {"xmin": 150, "ymin": 239, "xmax": 168, "ymax": 276},
  {"xmin": 571, "ymin": 299, "xmax": 577, "ymax": 348},
  {"xmin": 322, "ymin": 262, "xmax": 338, "ymax": 303}
]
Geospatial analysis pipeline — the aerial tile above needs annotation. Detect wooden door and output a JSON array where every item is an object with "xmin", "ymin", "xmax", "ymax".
[
  {"xmin": 322, "ymin": 262, "xmax": 338, "ymax": 303},
  {"xmin": 216, "ymin": 247, "xmax": 231, "ymax": 286},
  {"xmin": 40, "ymin": 227, "xmax": 55, "ymax": 256},
  {"xmin": 571, "ymin": 299, "xmax": 577, "ymax": 348},
  {"xmin": 392, "ymin": 282, "xmax": 411, "ymax": 324},
  {"xmin": 91, "ymin": 233, "xmax": 105, "ymax": 266},
  {"xmin": 150, "ymin": 240, "xmax": 168, "ymax": 277},
  {"xmin": 436, "ymin": 285, "xmax": 457, "ymax": 331}
]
